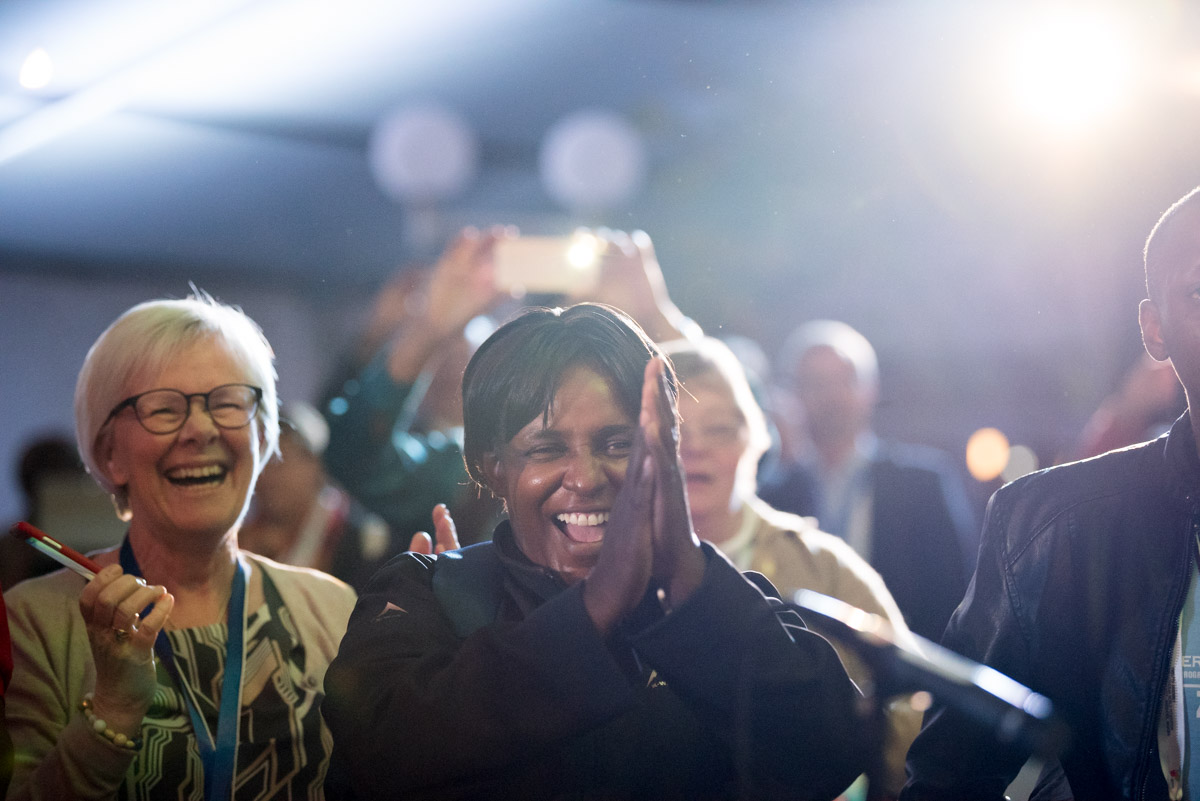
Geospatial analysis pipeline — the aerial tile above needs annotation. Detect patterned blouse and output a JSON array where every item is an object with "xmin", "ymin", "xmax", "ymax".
[{"xmin": 120, "ymin": 572, "xmax": 331, "ymax": 800}]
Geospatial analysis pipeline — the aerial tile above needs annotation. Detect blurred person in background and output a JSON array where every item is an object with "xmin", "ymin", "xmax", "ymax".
[
  {"xmin": 759, "ymin": 321, "xmax": 977, "ymax": 642},
  {"xmin": 238, "ymin": 403, "xmax": 387, "ymax": 590},
  {"xmin": 4, "ymin": 292, "xmax": 356, "ymax": 801},
  {"xmin": 663, "ymin": 335, "xmax": 921, "ymax": 798},
  {"xmin": 320, "ymin": 228, "xmax": 509, "ymax": 549},
  {"xmin": 1, "ymin": 434, "xmax": 127, "ymax": 590},
  {"xmin": 1068, "ymin": 352, "xmax": 1184, "ymax": 461}
]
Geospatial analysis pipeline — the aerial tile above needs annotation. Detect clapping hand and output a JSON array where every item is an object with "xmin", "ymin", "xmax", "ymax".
[
  {"xmin": 583, "ymin": 358, "xmax": 705, "ymax": 634},
  {"xmin": 409, "ymin": 503, "xmax": 462, "ymax": 555}
]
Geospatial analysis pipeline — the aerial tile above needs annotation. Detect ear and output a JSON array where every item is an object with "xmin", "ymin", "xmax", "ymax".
[
  {"xmin": 480, "ymin": 452, "xmax": 508, "ymax": 502},
  {"xmin": 98, "ymin": 428, "xmax": 128, "ymax": 487},
  {"xmin": 1139, "ymin": 298, "xmax": 1170, "ymax": 362}
]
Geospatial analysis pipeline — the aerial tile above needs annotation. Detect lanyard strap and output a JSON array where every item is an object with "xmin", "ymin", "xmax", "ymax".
[{"xmin": 120, "ymin": 537, "xmax": 248, "ymax": 801}]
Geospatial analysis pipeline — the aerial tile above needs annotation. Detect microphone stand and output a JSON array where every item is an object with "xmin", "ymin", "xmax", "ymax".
[{"xmin": 789, "ymin": 591, "xmax": 1070, "ymax": 800}]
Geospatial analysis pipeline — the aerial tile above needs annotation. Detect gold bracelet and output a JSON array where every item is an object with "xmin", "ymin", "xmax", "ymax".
[{"xmin": 79, "ymin": 694, "xmax": 143, "ymax": 750}]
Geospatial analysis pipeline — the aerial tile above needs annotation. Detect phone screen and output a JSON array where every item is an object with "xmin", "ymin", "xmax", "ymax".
[{"xmin": 493, "ymin": 236, "xmax": 601, "ymax": 295}]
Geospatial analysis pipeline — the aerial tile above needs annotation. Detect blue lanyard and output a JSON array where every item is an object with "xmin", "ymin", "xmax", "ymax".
[{"xmin": 120, "ymin": 536, "xmax": 247, "ymax": 801}]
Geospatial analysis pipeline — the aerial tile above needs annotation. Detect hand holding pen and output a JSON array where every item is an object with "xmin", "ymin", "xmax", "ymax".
[{"xmin": 11, "ymin": 521, "xmax": 173, "ymax": 738}]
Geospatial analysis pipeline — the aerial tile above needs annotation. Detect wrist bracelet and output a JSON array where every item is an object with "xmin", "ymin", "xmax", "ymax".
[{"xmin": 80, "ymin": 694, "xmax": 143, "ymax": 750}]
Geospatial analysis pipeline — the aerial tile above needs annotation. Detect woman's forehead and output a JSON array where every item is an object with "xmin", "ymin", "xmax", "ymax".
[{"xmin": 513, "ymin": 367, "xmax": 635, "ymax": 435}]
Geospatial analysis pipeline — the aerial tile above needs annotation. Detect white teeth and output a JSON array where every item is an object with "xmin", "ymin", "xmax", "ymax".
[
  {"xmin": 556, "ymin": 512, "xmax": 610, "ymax": 527},
  {"xmin": 169, "ymin": 465, "xmax": 224, "ymax": 479}
]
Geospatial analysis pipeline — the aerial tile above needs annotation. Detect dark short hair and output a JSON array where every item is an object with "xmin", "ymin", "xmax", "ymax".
[
  {"xmin": 1145, "ymin": 186, "xmax": 1200, "ymax": 303},
  {"xmin": 461, "ymin": 303, "xmax": 672, "ymax": 489}
]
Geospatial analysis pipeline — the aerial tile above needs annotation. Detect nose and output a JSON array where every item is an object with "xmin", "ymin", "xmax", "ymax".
[
  {"xmin": 561, "ymin": 451, "xmax": 609, "ymax": 496},
  {"xmin": 177, "ymin": 395, "xmax": 220, "ymax": 441},
  {"xmin": 680, "ymin": 427, "xmax": 704, "ymax": 458}
]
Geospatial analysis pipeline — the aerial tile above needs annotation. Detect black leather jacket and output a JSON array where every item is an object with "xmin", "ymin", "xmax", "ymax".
[{"xmin": 903, "ymin": 413, "xmax": 1200, "ymax": 800}]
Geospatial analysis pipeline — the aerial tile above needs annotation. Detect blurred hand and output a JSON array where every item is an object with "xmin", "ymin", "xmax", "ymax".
[
  {"xmin": 387, "ymin": 226, "xmax": 511, "ymax": 382},
  {"xmin": 79, "ymin": 565, "xmax": 174, "ymax": 736},
  {"xmin": 424, "ymin": 226, "xmax": 510, "ymax": 340},
  {"xmin": 409, "ymin": 503, "xmax": 462, "ymax": 555},
  {"xmin": 360, "ymin": 266, "xmax": 430, "ymax": 362},
  {"xmin": 568, "ymin": 229, "xmax": 696, "ymax": 343}
]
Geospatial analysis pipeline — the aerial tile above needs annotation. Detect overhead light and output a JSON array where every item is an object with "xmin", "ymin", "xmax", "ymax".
[
  {"xmin": 19, "ymin": 48, "xmax": 55, "ymax": 91},
  {"xmin": 1000, "ymin": 8, "xmax": 1135, "ymax": 135},
  {"xmin": 539, "ymin": 109, "xmax": 647, "ymax": 212}
]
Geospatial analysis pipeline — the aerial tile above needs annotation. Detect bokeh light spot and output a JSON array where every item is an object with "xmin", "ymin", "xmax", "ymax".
[
  {"xmin": 966, "ymin": 427, "xmax": 1010, "ymax": 482},
  {"xmin": 1001, "ymin": 444, "xmax": 1039, "ymax": 483}
]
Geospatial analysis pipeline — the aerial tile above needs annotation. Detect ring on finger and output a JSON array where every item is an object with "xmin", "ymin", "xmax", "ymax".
[{"xmin": 113, "ymin": 627, "xmax": 131, "ymax": 642}]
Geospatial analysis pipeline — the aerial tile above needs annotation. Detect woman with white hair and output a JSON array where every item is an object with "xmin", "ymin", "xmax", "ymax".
[
  {"xmin": 662, "ymin": 335, "xmax": 922, "ymax": 798},
  {"xmin": 3, "ymin": 292, "xmax": 356, "ymax": 801}
]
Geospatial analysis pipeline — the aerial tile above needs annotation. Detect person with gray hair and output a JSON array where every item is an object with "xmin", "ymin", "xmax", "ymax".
[
  {"xmin": 760, "ymin": 319, "xmax": 976, "ymax": 642},
  {"xmin": 3, "ymin": 291, "xmax": 356, "ymax": 801},
  {"xmin": 663, "ymin": 335, "xmax": 922, "ymax": 796}
]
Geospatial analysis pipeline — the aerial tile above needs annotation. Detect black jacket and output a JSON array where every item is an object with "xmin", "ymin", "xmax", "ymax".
[
  {"xmin": 760, "ymin": 442, "xmax": 976, "ymax": 641},
  {"xmin": 902, "ymin": 413, "xmax": 1200, "ymax": 800},
  {"xmin": 322, "ymin": 522, "xmax": 866, "ymax": 800}
]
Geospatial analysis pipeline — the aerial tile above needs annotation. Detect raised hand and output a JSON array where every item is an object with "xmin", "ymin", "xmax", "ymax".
[
  {"xmin": 409, "ymin": 503, "xmax": 462, "ymax": 555},
  {"xmin": 78, "ymin": 565, "xmax": 174, "ymax": 738},
  {"xmin": 387, "ymin": 226, "xmax": 511, "ymax": 383},
  {"xmin": 582, "ymin": 415, "xmax": 656, "ymax": 635},
  {"xmin": 567, "ymin": 230, "xmax": 697, "ymax": 343},
  {"xmin": 640, "ymin": 357, "xmax": 705, "ymax": 609}
]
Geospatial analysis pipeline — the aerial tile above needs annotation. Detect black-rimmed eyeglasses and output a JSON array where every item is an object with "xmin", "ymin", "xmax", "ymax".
[{"xmin": 104, "ymin": 384, "xmax": 263, "ymax": 435}]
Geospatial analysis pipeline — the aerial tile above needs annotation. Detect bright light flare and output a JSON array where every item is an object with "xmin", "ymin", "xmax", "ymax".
[
  {"xmin": 1002, "ymin": 11, "xmax": 1134, "ymax": 134},
  {"xmin": 566, "ymin": 232, "xmax": 601, "ymax": 271},
  {"xmin": 19, "ymin": 49, "xmax": 55, "ymax": 90}
]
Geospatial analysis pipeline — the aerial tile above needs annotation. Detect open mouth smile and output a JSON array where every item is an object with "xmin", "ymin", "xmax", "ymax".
[
  {"xmin": 555, "ymin": 511, "xmax": 610, "ymax": 543},
  {"xmin": 166, "ymin": 464, "xmax": 228, "ymax": 487}
]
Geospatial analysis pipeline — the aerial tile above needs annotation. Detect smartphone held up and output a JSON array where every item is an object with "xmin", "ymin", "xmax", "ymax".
[{"xmin": 492, "ymin": 231, "xmax": 604, "ymax": 296}]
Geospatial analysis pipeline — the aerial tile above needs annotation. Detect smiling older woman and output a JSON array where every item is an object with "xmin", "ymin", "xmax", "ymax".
[
  {"xmin": 322, "ymin": 303, "xmax": 867, "ymax": 801},
  {"xmin": 3, "ymin": 292, "xmax": 357, "ymax": 801}
]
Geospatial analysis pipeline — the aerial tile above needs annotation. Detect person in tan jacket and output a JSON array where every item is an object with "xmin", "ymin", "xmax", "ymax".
[{"xmin": 663, "ymin": 336, "xmax": 923, "ymax": 799}]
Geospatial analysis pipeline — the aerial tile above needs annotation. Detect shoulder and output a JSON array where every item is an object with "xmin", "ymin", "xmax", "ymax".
[
  {"xmin": 985, "ymin": 439, "xmax": 1171, "ymax": 552},
  {"xmin": 247, "ymin": 552, "xmax": 357, "ymax": 611},
  {"xmin": 746, "ymin": 497, "xmax": 905, "ymax": 622},
  {"xmin": 4, "ymin": 568, "xmax": 87, "ymax": 614},
  {"xmin": 994, "ymin": 439, "xmax": 1166, "ymax": 512},
  {"xmin": 747, "ymin": 499, "xmax": 868, "ymax": 578}
]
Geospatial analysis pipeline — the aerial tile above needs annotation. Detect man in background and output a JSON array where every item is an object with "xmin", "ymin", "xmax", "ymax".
[{"xmin": 759, "ymin": 320, "xmax": 977, "ymax": 641}]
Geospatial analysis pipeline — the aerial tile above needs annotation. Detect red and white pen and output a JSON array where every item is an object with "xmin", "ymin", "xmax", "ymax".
[{"xmin": 10, "ymin": 521, "xmax": 103, "ymax": 580}]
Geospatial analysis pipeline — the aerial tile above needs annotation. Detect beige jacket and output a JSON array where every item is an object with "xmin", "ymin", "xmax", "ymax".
[
  {"xmin": 2, "ymin": 553, "xmax": 356, "ymax": 801},
  {"xmin": 728, "ymin": 497, "xmax": 924, "ymax": 797}
]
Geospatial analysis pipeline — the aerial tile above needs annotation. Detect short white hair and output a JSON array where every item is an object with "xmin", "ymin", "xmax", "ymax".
[{"xmin": 74, "ymin": 290, "xmax": 280, "ymax": 515}]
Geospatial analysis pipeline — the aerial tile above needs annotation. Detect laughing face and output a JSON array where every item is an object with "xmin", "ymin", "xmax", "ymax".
[
  {"xmin": 103, "ymin": 335, "xmax": 264, "ymax": 547},
  {"xmin": 484, "ymin": 366, "xmax": 636, "ymax": 584}
]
